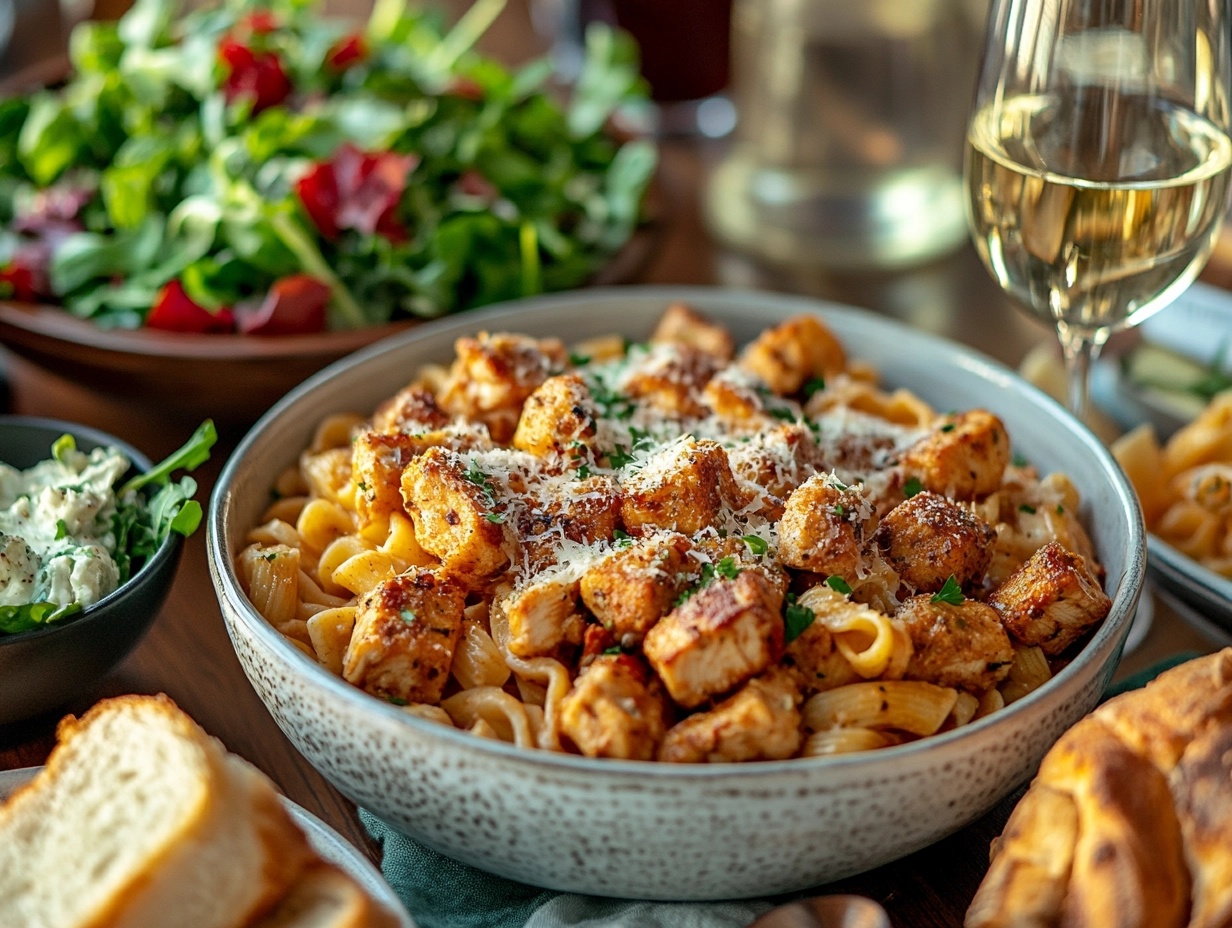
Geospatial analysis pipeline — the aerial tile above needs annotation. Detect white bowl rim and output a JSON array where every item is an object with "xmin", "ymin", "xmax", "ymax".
[{"xmin": 209, "ymin": 285, "xmax": 1146, "ymax": 779}]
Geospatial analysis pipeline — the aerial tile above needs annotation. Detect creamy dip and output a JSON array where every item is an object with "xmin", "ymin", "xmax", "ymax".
[{"xmin": 0, "ymin": 445, "xmax": 130, "ymax": 609}]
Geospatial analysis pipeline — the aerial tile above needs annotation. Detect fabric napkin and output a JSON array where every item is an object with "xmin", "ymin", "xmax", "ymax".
[{"xmin": 362, "ymin": 652, "xmax": 1203, "ymax": 928}]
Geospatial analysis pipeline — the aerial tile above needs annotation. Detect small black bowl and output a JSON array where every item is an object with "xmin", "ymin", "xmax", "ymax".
[{"xmin": 0, "ymin": 416, "xmax": 184, "ymax": 724}]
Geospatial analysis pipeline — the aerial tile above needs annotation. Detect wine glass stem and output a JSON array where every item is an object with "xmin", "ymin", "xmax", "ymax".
[{"xmin": 1057, "ymin": 322, "xmax": 1109, "ymax": 424}]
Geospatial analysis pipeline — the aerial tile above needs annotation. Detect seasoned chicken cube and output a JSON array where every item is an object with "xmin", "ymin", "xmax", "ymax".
[
  {"xmin": 643, "ymin": 570, "xmax": 785, "ymax": 709},
  {"xmin": 400, "ymin": 447, "xmax": 509, "ymax": 582},
  {"xmin": 988, "ymin": 541, "xmax": 1112, "ymax": 656},
  {"xmin": 896, "ymin": 595, "xmax": 1014, "ymax": 693},
  {"xmin": 726, "ymin": 424, "xmax": 828, "ymax": 516},
  {"xmin": 659, "ymin": 668, "xmax": 803, "ymax": 763},
  {"xmin": 500, "ymin": 568, "xmax": 585, "ymax": 658},
  {"xmin": 702, "ymin": 366, "xmax": 770, "ymax": 426},
  {"xmin": 579, "ymin": 532, "xmax": 693, "ymax": 645},
  {"xmin": 898, "ymin": 410, "xmax": 1010, "ymax": 501},
  {"xmin": 693, "ymin": 533, "xmax": 790, "ymax": 603},
  {"xmin": 619, "ymin": 343, "xmax": 722, "ymax": 418},
  {"xmin": 872, "ymin": 491, "xmax": 995, "ymax": 594},
  {"xmin": 512, "ymin": 373, "xmax": 599, "ymax": 460},
  {"xmin": 371, "ymin": 385, "xmax": 451, "ymax": 434},
  {"xmin": 621, "ymin": 438, "xmax": 750, "ymax": 536},
  {"xmin": 517, "ymin": 474, "xmax": 622, "ymax": 573},
  {"xmin": 777, "ymin": 474, "xmax": 863, "ymax": 577},
  {"xmin": 650, "ymin": 302, "xmax": 735, "ymax": 361},
  {"xmin": 779, "ymin": 618, "xmax": 861, "ymax": 695},
  {"xmin": 559, "ymin": 653, "xmax": 671, "ymax": 760},
  {"xmin": 737, "ymin": 314, "xmax": 847, "ymax": 396},
  {"xmin": 351, "ymin": 431, "xmax": 420, "ymax": 526},
  {"xmin": 439, "ymin": 332, "xmax": 568, "ymax": 442},
  {"xmin": 342, "ymin": 568, "xmax": 465, "ymax": 703}
]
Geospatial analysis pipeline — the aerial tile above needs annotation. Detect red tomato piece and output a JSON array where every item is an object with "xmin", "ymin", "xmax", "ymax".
[
  {"xmin": 236, "ymin": 274, "xmax": 331, "ymax": 335},
  {"xmin": 147, "ymin": 280, "xmax": 236, "ymax": 333},
  {"xmin": 218, "ymin": 37, "xmax": 292, "ymax": 114},
  {"xmin": 295, "ymin": 143, "xmax": 418, "ymax": 243},
  {"xmin": 326, "ymin": 33, "xmax": 367, "ymax": 71},
  {"xmin": 0, "ymin": 263, "xmax": 38, "ymax": 302}
]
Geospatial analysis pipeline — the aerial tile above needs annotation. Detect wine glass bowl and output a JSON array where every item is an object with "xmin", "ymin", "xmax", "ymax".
[{"xmin": 964, "ymin": 0, "xmax": 1232, "ymax": 421}]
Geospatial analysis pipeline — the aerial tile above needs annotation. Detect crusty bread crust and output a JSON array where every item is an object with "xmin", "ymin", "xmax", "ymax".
[{"xmin": 966, "ymin": 649, "xmax": 1232, "ymax": 928}]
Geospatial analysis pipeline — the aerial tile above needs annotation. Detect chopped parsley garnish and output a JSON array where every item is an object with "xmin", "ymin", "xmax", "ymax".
[
  {"xmin": 602, "ymin": 645, "xmax": 622, "ymax": 655},
  {"xmin": 387, "ymin": 696, "xmax": 408, "ymax": 706},
  {"xmin": 1012, "ymin": 453, "xmax": 1029, "ymax": 468},
  {"xmin": 834, "ymin": 504, "xmax": 846, "ymax": 517},
  {"xmin": 569, "ymin": 353, "xmax": 591, "ymax": 367},
  {"xmin": 742, "ymin": 534, "xmax": 768, "ymax": 556},
  {"xmin": 931, "ymin": 576, "xmax": 965, "ymax": 606},
  {"xmin": 784, "ymin": 593, "xmax": 816, "ymax": 643},
  {"xmin": 903, "ymin": 476, "xmax": 924, "ymax": 498},
  {"xmin": 940, "ymin": 423, "xmax": 956, "ymax": 433},
  {"xmin": 1056, "ymin": 504, "xmax": 1065, "ymax": 515},
  {"xmin": 769, "ymin": 406, "xmax": 798, "ymax": 422},
  {"xmin": 675, "ymin": 556, "xmax": 741, "ymax": 606},
  {"xmin": 263, "ymin": 552, "xmax": 279, "ymax": 562},
  {"xmin": 484, "ymin": 512, "xmax": 506, "ymax": 524},
  {"xmin": 464, "ymin": 462, "xmax": 504, "ymax": 521},
  {"xmin": 605, "ymin": 428, "xmax": 652, "ymax": 469},
  {"xmin": 612, "ymin": 528, "xmax": 632, "ymax": 547},
  {"xmin": 803, "ymin": 377, "xmax": 826, "ymax": 398},
  {"xmin": 575, "ymin": 464, "xmax": 592, "ymax": 480},
  {"xmin": 54, "ymin": 519, "xmax": 69, "ymax": 540},
  {"xmin": 1018, "ymin": 504, "xmax": 1036, "ymax": 514},
  {"xmin": 825, "ymin": 575, "xmax": 852, "ymax": 595},
  {"xmin": 590, "ymin": 383, "xmax": 637, "ymax": 420}
]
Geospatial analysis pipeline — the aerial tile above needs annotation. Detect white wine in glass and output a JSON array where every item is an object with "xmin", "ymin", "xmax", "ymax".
[{"xmin": 965, "ymin": 2, "xmax": 1232, "ymax": 422}]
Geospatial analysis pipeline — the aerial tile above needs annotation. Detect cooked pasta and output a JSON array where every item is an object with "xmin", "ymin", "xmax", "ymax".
[
  {"xmin": 1113, "ymin": 392, "xmax": 1232, "ymax": 578},
  {"xmin": 237, "ymin": 303, "xmax": 1111, "ymax": 762}
]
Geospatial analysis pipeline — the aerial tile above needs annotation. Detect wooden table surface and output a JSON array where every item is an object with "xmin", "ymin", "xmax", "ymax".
[{"xmin": 0, "ymin": 3, "xmax": 1225, "ymax": 925}]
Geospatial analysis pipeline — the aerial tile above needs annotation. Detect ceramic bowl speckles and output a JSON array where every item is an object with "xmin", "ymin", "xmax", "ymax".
[{"xmin": 208, "ymin": 287, "xmax": 1145, "ymax": 900}]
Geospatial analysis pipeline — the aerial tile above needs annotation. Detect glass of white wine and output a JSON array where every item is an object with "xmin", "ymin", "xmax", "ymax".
[{"xmin": 965, "ymin": 0, "xmax": 1232, "ymax": 422}]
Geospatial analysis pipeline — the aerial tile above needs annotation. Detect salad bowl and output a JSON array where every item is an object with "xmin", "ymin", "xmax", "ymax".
[
  {"xmin": 210, "ymin": 286, "xmax": 1145, "ymax": 899},
  {"xmin": 0, "ymin": 417, "xmax": 187, "ymax": 725}
]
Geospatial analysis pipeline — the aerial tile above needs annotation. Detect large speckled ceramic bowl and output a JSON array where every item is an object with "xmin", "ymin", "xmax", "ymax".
[{"xmin": 208, "ymin": 287, "xmax": 1145, "ymax": 900}]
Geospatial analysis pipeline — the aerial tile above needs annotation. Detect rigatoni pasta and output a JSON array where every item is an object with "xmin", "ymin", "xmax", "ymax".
[{"xmin": 237, "ymin": 303, "xmax": 1111, "ymax": 762}]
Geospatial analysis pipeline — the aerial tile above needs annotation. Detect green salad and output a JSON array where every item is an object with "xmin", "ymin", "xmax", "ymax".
[
  {"xmin": 0, "ymin": 420, "xmax": 216, "ymax": 635},
  {"xmin": 0, "ymin": 0, "xmax": 654, "ymax": 333}
]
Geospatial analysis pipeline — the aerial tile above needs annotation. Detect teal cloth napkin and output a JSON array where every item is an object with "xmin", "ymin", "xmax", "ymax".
[{"xmin": 362, "ymin": 652, "xmax": 1203, "ymax": 928}]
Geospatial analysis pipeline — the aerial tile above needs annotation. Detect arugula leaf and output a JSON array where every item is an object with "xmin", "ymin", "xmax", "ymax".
[
  {"xmin": 568, "ymin": 25, "xmax": 644, "ymax": 138},
  {"xmin": 17, "ymin": 96, "xmax": 85, "ymax": 187},
  {"xmin": 121, "ymin": 419, "xmax": 216, "ymax": 493},
  {"xmin": 0, "ymin": 601, "xmax": 82, "ymax": 635},
  {"xmin": 931, "ymin": 576, "xmax": 965, "ymax": 606}
]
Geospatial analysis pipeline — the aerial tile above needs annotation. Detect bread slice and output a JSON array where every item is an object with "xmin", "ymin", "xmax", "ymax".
[
  {"xmin": 248, "ymin": 863, "xmax": 401, "ymax": 928},
  {"xmin": 0, "ymin": 695, "xmax": 313, "ymax": 928}
]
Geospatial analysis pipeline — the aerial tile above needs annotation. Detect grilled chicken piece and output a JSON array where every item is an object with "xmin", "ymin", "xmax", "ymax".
[
  {"xmin": 351, "ymin": 431, "xmax": 420, "ymax": 527},
  {"xmin": 650, "ymin": 301, "xmax": 735, "ymax": 361},
  {"xmin": 500, "ymin": 568, "xmax": 585, "ymax": 659},
  {"xmin": 558, "ymin": 653, "xmax": 670, "ymax": 760},
  {"xmin": 579, "ymin": 532, "xmax": 694, "ymax": 646},
  {"xmin": 737, "ymin": 314, "xmax": 847, "ymax": 396},
  {"xmin": 659, "ymin": 668, "xmax": 803, "ymax": 763},
  {"xmin": 619, "ymin": 342, "xmax": 723, "ymax": 418},
  {"xmin": 516, "ymin": 473, "xmax": 623, "ymax": 574},
  {"xmin": 620, "ymin": 438, "xmax": 751, "ymax": 536},
  {"xmin": 643, "ymin": 570, "xmax": 785, "ymax": 709},
  {"xmin": 988, "ymin": 542, "xmax": 1111, "ymax": 656},
  {"xmin": 400, "ymin": 447, "xmax": 509, "ymax": 583},
  {"xmin": 897, "ymin": 595, "xmax": 1014, "ymax": 692},
  {"xmin": 371, "ymin": 385, "xmax": 451, "ymax": 434},
  {"xmin": 726, "ymin": 424, "xmax": 828, "ymax": 518},
  {"xmin": 342, "ymin": 568, "xmax": 465, "ymax": 703},
  {"xmin": 438, "ymin": 332, "xmax": 568, "ymax": 442},
  {"xmin": 511, "ymin": 373, "xmax": 599, "ymax": 459},
  {"xmin": 899, "ymin": 410, "xmax": 1011, "ymax": 501},
  {"xmin": 777, "ymin": 474, "xmax": 863, "ymax": 577},
  {"xmin": 873, "ymin": 491, "xmax": 996, "ymax": 594}
]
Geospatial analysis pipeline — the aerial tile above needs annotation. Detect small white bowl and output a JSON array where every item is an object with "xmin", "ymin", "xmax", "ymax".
[{"xmin": 208, "ymin": 287, "xmax": 1145, "ymax": 900}]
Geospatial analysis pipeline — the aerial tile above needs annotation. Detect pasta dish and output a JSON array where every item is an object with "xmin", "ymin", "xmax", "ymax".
[
  {"xmin": 237, "ymin": 304, "xmax": 1111, "ymax": 762},
  {"xmin": 1113, "ymin": 393, "xmax": 1232, "ymax": 578}
]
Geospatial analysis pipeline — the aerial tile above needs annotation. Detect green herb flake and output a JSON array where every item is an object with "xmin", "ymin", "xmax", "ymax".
[
  {"xmin": 602, "ymin": 645, "xmax": 622, "ymax": 655},
  {"xmin": 612, "ymin": 528, "xmax": 632, "ymax": 547},
  {"xmin": 1056, "ymin": 504, "xmax": 1065, "ymax": 515},
  {"xmin": 715, "ymin": 556, "xmax": 740, "ymax": 580},
  {"xmin": 1012, "ymin": 453, "xmax": 1029, "ymax": 468},
  {"xmin": 1019, "ymin": 504, "xmax": 1036, "ymax": 514},
  {"xmin": 931, "ymin": 576, "xmax": 965, "ymax": 606},
  {"xmin": 803, "ymin": 377, "xmax": 826, "ymax": 398},
  {"xmin": 784, "ymin": 595, "xmax": 816, "ymax": 644},
  {"xmin": 834, "ymin": 503, "xmax": 846, "ymax": 517},
  {"xmin": 55, "ymin": 519, "xmax": 70, "ymax": 541},
  {"xmin": 825, "ymin": 575, "xmax": 852, "ymax": 595},
  {"xmin": 484, "ymin": 512, "xmax": 506, "ymax": 524},
  {"xmin": 400, "ymin": 608, "xmax": 417, "ymax": 625},
  {"xmin": 903, "ymin": 476, "xmax": 924, "ymax": 498},
  {"xmin": 742, "ymin": 534, "xmax": 768, "ymax": 556},
  {"xmin": 51, "ymin": 434, "xmax": 76, "ymax": 464},
  {"xmin": 569, "ymin": 353, "xmax": 591, "ymax": 367},
  {"xmin": 940, "ymin": 423, "xmax": 956, "ymax": 433},
  {"xmin": 575, "ymin": 464, "xmax": 592, "ymax": 480},
  {"xmin": 769, "ymin": 407, "xmax": 798, "ymax": 422},
  {"xmin": 387, "ymin": 696, "xmax": 408, "ymax": 706}
]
